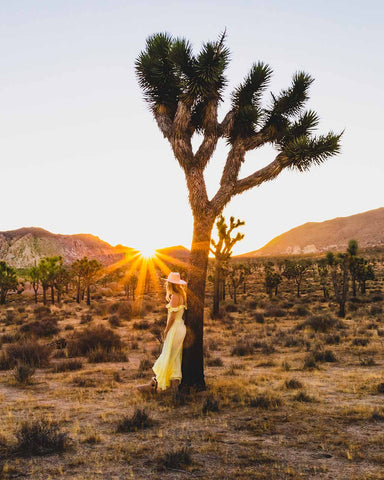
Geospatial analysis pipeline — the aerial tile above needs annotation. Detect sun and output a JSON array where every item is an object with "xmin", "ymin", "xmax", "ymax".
[{"xmin": 139, "ymin": 246, "xmax": 157, "ymax": 258}]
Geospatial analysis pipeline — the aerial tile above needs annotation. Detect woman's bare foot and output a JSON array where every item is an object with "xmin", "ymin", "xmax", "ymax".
[{"xmin": 136, "ymin": 377, "xmax": 157, "ymax": 394}]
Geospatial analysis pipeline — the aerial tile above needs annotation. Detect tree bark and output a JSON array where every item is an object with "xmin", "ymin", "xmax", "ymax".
[
  {"xmin": 87, "ymin": 285, "xmax": 91, "ymax": 306},
  {"xmin": 180, "ymin": 214, "xmax": 214, "ymax": 393},
  {"xmin": 212, "ymin": 258, "xmax": 221, "ymax": 318}
]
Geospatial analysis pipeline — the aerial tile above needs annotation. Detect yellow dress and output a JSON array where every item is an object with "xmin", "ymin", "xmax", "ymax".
[{"xmin": 152, "ymin": 302, "xmax": 187, "ymax": 391}]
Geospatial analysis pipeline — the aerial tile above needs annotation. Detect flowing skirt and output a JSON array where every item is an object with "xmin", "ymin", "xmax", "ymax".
[{"xmin": 152, "ymin": 319, "xmax": 187, "ymax": 390}]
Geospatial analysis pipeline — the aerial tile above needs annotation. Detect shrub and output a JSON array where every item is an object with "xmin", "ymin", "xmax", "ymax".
[
  {"xmin": 370, "ymin": 305, "xmax": 383, "ymax": 316},
  {"xmin": 139, "ymin": 357, "xmax": 153, "ymax": 372},
  {"xmin": 108, "ymin": 315, "xmax": 120, "ymax": 328},
  {"xmin": 352, "ymin": 337, "xmax": 370, "ymax": 347},
  {"xmin": 133, "ymin": 320, "xmax": 150, "ymax": 330},
  {"xmin": 0, "ymin": 350, "xmax": 15, "ymax": 370},
  {"xmin": 19, "ymin": 319, "xmax": 59, "ymax": 338},
  {"xmin": 261, "ymin": 342, "xmax": 276, "ymax": 355},
  {"xmin": 202, "ymin": 394, "xmax": 219, "ymax": 414},
  {"xmin": 325, "ymin": 334, "xmax": 340, "ymax": 345},
  {"xmin": 294, "ymin": 306, "xmax": 310, "ymax": 317},
  {"xmin": 87, "ymin": 347, "xmax": 128, "ymax": 363},
  {"xmin": 52, "ymin": 360, "xmax": 83, "ymax": 373},
  {"xmin": 225, "ymin": 304, "xmax": 238, "ymax": 313},
  {"xmin": 33, "ymin": 306, "xmax": 51, "ymax": 320},
  {"xmin": 6, "ymin": 341, "xmax": 52, "ymax": 368},
  {"xmin": 264, "ymin": 307, "xmax": 285, "ymax": 318},
  {"xmin": 377, "ymin": 383, "xmax": 384, "ymax": 394},
  {"xmin": 248, "ymin": 300, "xmax": 257, "ymax": 309},
  {"xmin": 206, "ymin": 357, "xmax": 223, "ymax": 367},
  {"xmin": 156, "ymin": 446, "xmax": 192, "ymax": 471},
  {"xmin": 67, "ymin": 324, "xmax": 123, "ymax": 356},
  {"xmin": 14, "ymin": 419, "xmax": 71, "ymax": 456},
  {"xmin": 231, "ymin": 341, "xmax": 254, "ymax": 356},
  {"xmin": 303, "ymin": 353, "xmax": 318, "ymax": 370},
  {"xmin": 116, "ymin": 408, "xmax": 154, "ymax": 433},
  {"xmin": 249, "ymin": 393, "xmax": 282, "ymax": 409},
  {"xmin": 13, "ymin": 363, "xmax": 35, "ymax": 385},
  {"xmin": 285, "ymin": 378, "xmax": 303, "ymax": 389},
  {"xmin": 293, "ymin": 391, "xmax": 315, "ymax": 402},
  {"xmin": 253, "ymin": 312, "xmax": 265, "ymax": 324},
  {"xmin": 80, "ymin": 313, "xmax": 92, "ymax": 324},
  {"xmin": 299, "ymin": 314, "xmax": 342, "ymax": 333}
]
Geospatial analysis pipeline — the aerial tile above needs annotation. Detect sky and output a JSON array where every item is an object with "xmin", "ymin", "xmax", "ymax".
[{"xmin": 1, "ymin": 0, "xmax": 383, "ymax": 255}]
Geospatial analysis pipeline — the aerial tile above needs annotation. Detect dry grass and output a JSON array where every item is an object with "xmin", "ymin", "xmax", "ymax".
[{"xmin": 0, "ymin": 260, "xmax": 383, "ymax": 479}]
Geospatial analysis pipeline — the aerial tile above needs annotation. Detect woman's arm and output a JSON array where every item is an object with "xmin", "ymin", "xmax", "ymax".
[{"xmin": 163, "ymin": 294, "xmax": 180, "ymax": 339}]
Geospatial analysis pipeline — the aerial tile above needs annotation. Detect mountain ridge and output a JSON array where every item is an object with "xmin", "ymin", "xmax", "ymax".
[{"xmin": 239, "ymin": 206, "xmax": 384, "ymax": 257}]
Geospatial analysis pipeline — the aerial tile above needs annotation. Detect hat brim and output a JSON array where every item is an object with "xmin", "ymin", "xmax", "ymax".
[{"xmin": 161, "ymin": 278, "xmax": 187, "ymax": 285}]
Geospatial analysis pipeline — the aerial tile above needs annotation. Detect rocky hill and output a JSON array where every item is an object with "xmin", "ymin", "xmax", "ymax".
[
  {"xmin": 0, "ymin": 227, "xmax": 125, "ymax": 268},
  {"xmin": 242, "ymin": 207, "xmax": 384, "ymax": 257}
]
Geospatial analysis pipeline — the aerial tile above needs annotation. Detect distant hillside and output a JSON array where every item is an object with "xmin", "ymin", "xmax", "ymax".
[
  {"xmin": 156, "ymin": 245, "xmax": 190, "ymax": 265},
  {"xmin": 0, "ymin": 227, "xmax": 125, "ymax": 268},
  {"xmin": 241, "ymin": 207, "xmax": 384, "ymax": 257},
  {"xmin": 0, "ymin": 227, "xmax": 191, "ymax": 269}
]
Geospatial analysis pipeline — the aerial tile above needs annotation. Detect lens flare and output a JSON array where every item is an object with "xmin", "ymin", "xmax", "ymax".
[{"xmin": 140, "ymin": 246, "xmax": 157, "ymax": 258}]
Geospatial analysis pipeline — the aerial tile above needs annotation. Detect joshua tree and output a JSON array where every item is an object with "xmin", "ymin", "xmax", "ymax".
[
  {"xmin": 135, "ymin": 31, "xmax": 342, "ymax": 391},
  {"xmin": 316, "ymin": 257, "xmax": 329, "ymax": 299},
  {"xmin": 282, "ymin": 259, "xmax": 312, "ymax": 297},
  {"xmin": 347, "ymin": 239, "xmax": 359, "ymax": 297},
  {"xmin": 0, "ymin": 261, "xmax": 18, "ymax": 304},
  {"xmin": 227, "ymin": 263, "xmax": 246, "ymax": 304},
  {"xmin": 264, "ymin": 261, "xmax": 282, "ymax": 297},
  {"xmin": 210, "ymin": 215, "xmax": 244, "ymax": 317},
  {"xmin": 28, "ymin": 263, "xmax": 40, "ymax": 303},
  {"xmin": 356, "ymin": 258, "xmax": 375, "ymax": 294},
  {"xmin": 46, "ymin": 256, "xmax": 64, "ymax": 305},
  {"xmin": 124, "ymin": 273, "xmax": 138, "ymax": 300},
  {"xmin": 72, "ymin": 257, "xmax": 102, "ymax": 305},
  {"xmin": 326, "ymin": 251, "xmax": 349, "ymax": 317},
  {"xmin": 37, "ymin": 258, "xmax": 50, "ymax": 305}
]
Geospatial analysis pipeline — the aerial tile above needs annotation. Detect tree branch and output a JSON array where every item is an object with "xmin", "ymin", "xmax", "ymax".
[
  {"xmin": 210, "ymin": 141, "xmax": 246, "ymax": 213},
  {"xmin": 233, "ymin": 152, "xmax": 290, "ymax": 196}
]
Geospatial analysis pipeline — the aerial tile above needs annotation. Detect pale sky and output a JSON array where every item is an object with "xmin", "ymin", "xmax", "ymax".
[{"xmin": 1, "ymin": 0, "xmax": 383, "ymax": 255}]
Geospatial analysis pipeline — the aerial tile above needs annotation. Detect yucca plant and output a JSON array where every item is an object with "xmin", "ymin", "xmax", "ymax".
[{"xmin": 135, "ymin": 31, "xmax": 342, "ymax": 391}]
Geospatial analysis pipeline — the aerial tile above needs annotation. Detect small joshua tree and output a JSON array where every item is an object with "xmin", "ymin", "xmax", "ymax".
[{"xmin": 210, "ymin": 215, "xmax": 244, "ymax": 317}]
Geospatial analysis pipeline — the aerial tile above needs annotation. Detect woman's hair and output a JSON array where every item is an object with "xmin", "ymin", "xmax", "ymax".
[{"xmin": 166, "ymin": 281, "xmax": 187, "ymax": 307}]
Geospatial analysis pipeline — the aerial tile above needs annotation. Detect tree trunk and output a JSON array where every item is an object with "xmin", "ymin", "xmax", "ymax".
[
  {"xmin": 33, "ymin": 288, "xmax": 38, "ymax": 303},
  {"xmin": 43, "ymin": 287, "xmax": 47, "ymax": 305},
  {"xmin": 76, "ymin": 280, "xmax": 81, "ymax": 303},
  {"xmin": 297, "ymin": 282, "xmax": 300, "ymax": 297},
  {"xmin": 51, "ymin": 286, "xmax": 55, "ymax": 305},
  {"xmin": 180, "ymin": 214, "xmax": 214, "ymax": 393},
  {"xmin": 0, "ymin": 291, "xmax": 5, "ymax": 304},
  {"xmin": 87, "ymin": 285, "xmax": 91, "ymax": 306},
  {"xmin": 338, "ymin": 301, "xmax": 346, "ymax": 318},
  {"xmin": 212, "ymin": 258, "xmax": 221, "ymax": 318}
]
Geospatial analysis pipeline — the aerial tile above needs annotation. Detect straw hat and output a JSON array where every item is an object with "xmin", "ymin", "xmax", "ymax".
[{"xmin": 162, "ymin": 272, "xmax": 187, "ymax": 285}]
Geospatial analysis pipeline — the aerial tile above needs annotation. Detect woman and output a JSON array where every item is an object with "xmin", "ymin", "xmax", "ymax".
[{"xmin": 136, "ymin": 272, "xmax": 187, "ymax": 394}]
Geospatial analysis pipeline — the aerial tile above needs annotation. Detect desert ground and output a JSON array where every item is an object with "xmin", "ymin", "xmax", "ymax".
[{"xmin": 1, "ymin": 257, "xmax": 384, "ymax": 480}]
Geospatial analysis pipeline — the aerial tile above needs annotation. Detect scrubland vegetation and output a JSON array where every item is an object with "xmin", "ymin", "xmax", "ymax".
[{"xmin": 0, "ymin": 246, "xmax": 384, "ymax": 479}]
